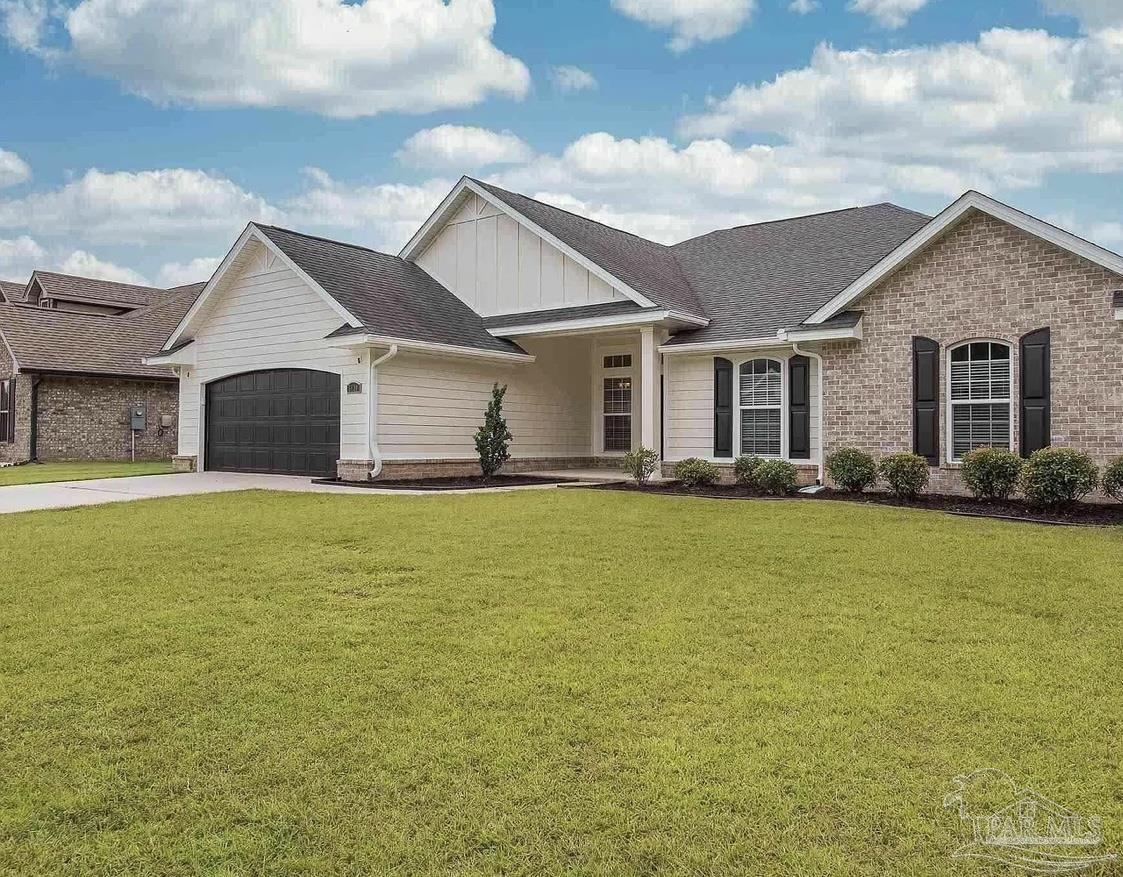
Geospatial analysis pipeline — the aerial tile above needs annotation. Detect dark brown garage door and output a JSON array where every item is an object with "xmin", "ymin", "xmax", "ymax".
[{"xmin": 205, "ymin": 369, "xmax": 340, "ymax": 477}]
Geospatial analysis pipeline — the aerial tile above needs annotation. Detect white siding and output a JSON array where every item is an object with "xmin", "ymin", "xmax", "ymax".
[
  {"xmin": 376, "ymin": 337, "xmax": 591, "ymax": 460},
  {"xmin": 176, "ymin": 241, "xmax": 368, "ymax": 463},
  {"xmin": 415, "ymin": 192, "xmax": 627, "ymax": 317},
  {"xmin": 664, "ymin": 350, "xmax": 820, "ymax": 463}
]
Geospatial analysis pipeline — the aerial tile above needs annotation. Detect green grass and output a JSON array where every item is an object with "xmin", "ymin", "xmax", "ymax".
[
  {"xmin": 1, "ymin": 490, "xmax": 1121, "ymax": 876},
  {"xmin": 0, "ymin": 461, "xmax": 174, "ymax": 486}
]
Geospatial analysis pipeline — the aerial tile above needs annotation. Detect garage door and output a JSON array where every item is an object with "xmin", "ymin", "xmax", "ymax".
[{"xmin": 205, "ymin": 369, "xmax": 340, "ymax": 477}]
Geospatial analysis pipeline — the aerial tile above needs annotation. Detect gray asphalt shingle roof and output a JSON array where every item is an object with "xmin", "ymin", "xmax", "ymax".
[
  {"xmin": 31, "ymin": 271, "xmax": 169, "ymax": 308},
  {"xmin": 482, "ymin": 300, "xmax": 647, "ymax": 329},
  {"xmin": 0, "ymin": 280, "xmax": 25, "ymax": 302}
]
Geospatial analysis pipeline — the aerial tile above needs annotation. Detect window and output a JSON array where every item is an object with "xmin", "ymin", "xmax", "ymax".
[
  {"xmin": 603, "ymin": 354, "xmax": 632, "ymax": 369},
  {"xmin": 739, "ymin": 359, "xmax": 782, "ymax": 456},
  {"xmin": 603, "ymin": 377, "xmax": 632, "ymax": 452},
  {"xmin": 949, "ymin": 341, "xmax": 1012, "ymax": 460},
  {"xmin": 0, "ymin": 379, "xmax": 13, "ymax": 443}
]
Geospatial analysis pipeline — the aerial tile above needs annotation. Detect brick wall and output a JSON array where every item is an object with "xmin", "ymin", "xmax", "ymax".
[
  {"xmin": 34, "ymin": 376, "xmax": 179, "ymax": 462},
  {"xmin": 821, "ymin": 209, "xmax": 1123, "ymax": 494},
  {"xmin": 0, "ymin": 343, "xmax": 32, "ymax": 464}
]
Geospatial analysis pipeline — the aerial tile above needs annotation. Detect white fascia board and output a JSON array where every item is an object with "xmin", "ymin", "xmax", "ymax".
[
  {"xmin": 398, "ymin": 177, "xmax": 659, "ymax": 310},
  {"xmin": 488, "ymin": 309, "xmax": 708, "ymax": 338},
  {"xmin": 659, "ymin": 335, "xmax": 795, "ymax": 355},
  {"xmin": 806, "ymin": 191, "xmax": 1123, "ymax": 325},
  {"xmin": 779, "ymin": 319, "xmax": 863, "ymax": 343},
  {"xmin": 164, "ymin": 224, "xmax": 362, "ymax": 350},
  {"xmin": 142, "ymin": 344, "xmax": 197, "ymax": 368},
  {"xmin": 325, "ymin": 332, "xmax": 536, "ymax": 364}
]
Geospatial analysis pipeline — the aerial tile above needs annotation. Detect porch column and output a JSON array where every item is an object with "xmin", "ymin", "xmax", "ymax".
[{"xmin": 639, "ymin": 326, "xmax": 658, "ymax": 454}]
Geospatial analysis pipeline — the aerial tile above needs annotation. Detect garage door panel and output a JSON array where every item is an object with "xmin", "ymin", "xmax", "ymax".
[{"xmin": 205, "ymin": 368, "xmax": 340, "ymax": 477}]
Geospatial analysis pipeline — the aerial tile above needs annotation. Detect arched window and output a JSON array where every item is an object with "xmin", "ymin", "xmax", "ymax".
[
  {"xmin": 949, "ymin": 340, "xmax": 1012, "ymax": 461},
  {"xmin": 739, "ymin": 358, "xmax": 782, "ymax": 457}
]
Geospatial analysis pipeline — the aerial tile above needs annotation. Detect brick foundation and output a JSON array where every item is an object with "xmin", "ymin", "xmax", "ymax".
[
  {"xmin": 172, "ymin": 455, "xmax": 197, "ymax": 473},
  {"xmin": 348, "ymin": 456, "xmax": 602, "ymax": 481}
]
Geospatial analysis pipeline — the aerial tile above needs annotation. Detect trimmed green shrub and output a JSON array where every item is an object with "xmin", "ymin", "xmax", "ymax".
[
  {"xmin": 623, "ymin": 447, "xmax": 659, "ymax": 485},
  {"xmin": 1020, "ymin": 447, "xmax": 1098, "ymax": 507},
  {"xmin": 674, "ymin": 458, "xmax": 720, "ymax": 487},
  {"xmin": 733, "ymin": 455, "xmax": 763, "ymax": 485},
  {"xmin": 1103, "ymin": 456, "xmax": 1123, "ymax": 502},
  {"xmin": 754, "ymin": 459, "xmax": 798, "ymax": 496},
  {"xmin": 825, "ymin": 448, "xmax": 877, "ymax": 493},
  {"xmin": 474, "ymin": 383, "xmax": 512, "ymax": 478},
  {"xmin": 878, "ymin": 453, "xmax": 930, "ymax": 499},
  {"xmin": 960, "ymin": 448, "xmax": 1024, "ymax": 500}
]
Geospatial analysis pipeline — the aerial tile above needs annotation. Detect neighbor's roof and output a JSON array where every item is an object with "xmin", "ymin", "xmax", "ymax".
[
  {"xmin": 30, "ymin": 271, "xmax": 169, "ymax": 308},
  {"xmin": 0, "ymin": 282, "xmax": 205, "ymax": 379},
  {"xmin": 469, "ymin": 179, "xmax": 707, "ymax": 319},
  {"xmin": 254, "ymin": 224, "xmax": 524, "ymax": 355},
  {"xmin": 664, "ymin": 203, "xmax": 931, "ymax": 346},
  {"xmin": 0, "ymin": 280, "xmax": 25, "ymax": 302}
]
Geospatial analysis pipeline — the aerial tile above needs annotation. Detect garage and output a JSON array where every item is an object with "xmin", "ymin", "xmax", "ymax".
[{"xmin": 205, "ymin": 369, "xmax": 340, "ymax": 477}]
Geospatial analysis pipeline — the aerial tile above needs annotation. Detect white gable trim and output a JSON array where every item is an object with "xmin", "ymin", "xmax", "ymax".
[
  {"xmin": 163, "ymin": 223, "xmax": 362, "ymax": 350},
  {"xmin": 399, "ymin": 177, "xmax": 658, "ymax": 310},
  {"xmin": 805, "ymin": 191, "xmax": 1123, "ymax": 325}
]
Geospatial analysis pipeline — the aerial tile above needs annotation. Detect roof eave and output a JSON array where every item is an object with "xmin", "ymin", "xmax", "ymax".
[
  {"xmin": 489, "ymin": 309, "xmax": 708, "ymax": 338},
  {"xmin": 324, "ymin": 331, "xmax": 535, "ymax": 364}
]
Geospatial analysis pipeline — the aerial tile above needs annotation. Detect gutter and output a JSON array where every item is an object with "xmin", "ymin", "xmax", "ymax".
[{"xmin": 366, "ymin": 344, "xmax": 398, "ymax": 479}]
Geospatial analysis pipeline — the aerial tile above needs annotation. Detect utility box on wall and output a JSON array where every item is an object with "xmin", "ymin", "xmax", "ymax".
[{"xmin": 130, "ymin": 402, "xmax": 147, "ymax": 431}]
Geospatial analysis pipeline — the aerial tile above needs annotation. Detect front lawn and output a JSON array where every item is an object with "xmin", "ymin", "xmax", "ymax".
[
  {"xmin": 0, "ymin": 461, "xmax": 174, "ymax": 486},
  {"xmin": 1, "ymin": 491, "xmax": 1121, "ymax": 875}
]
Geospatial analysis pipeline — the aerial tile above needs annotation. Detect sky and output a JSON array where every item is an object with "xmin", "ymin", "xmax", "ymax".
[{"xmin": 0, "ymin": 0, "xmax": 1121, "ymax": 288}]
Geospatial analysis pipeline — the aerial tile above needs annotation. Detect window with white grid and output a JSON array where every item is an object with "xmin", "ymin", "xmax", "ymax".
[
  {"xmin": 739, "ymin": 359, "xmax": 782, "ymax": 456},
  {"xmin": 949, "ymin": 341, "xmax": 1012, "ymax": 460},
  {"xmin": 603, "ymin": 377, "xmax": 632, "ymax": 452}
]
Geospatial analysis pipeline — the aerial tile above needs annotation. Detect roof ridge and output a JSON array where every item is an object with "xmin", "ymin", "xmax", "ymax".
[
  {"xmin": 255, "ymin": 223, "xmax": 403, "ymax": 261},
  {"xmin": 32, "ymin": 270, "xmax": 163, "ymax": 293}
]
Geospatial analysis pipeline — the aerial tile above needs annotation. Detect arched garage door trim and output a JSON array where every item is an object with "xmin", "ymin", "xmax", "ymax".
[{"xmin": 204, "ymin": 368, "xmax": 341, "ymax": 477}]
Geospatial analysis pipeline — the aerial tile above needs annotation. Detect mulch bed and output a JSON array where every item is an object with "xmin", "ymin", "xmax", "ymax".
[
  {"xmin": 313, "ymin": 474, "xmax": 579, "ymax": 491},
  {"xmin": 595, "ymin": 482, "xmax": 1123, "ymax": 527}
]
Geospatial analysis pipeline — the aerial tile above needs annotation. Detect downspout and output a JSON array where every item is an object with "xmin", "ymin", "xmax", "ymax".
[
  {"xmin": 366, "ymin": 345, "xmax": 398, "ymax": 479},
  {"xmin": 791, "ymin": 342, "xmax": 825, "ymax": 485}
]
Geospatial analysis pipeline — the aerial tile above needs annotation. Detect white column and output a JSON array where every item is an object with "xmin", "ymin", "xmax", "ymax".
[{"xmin": 640, "ymin": 326, "xmax": 658, "ymax": 454}]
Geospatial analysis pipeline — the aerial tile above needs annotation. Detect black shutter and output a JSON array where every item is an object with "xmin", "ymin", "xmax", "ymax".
[
  {"xmin": 912, "ymin": 337, "xmax": 939, "ymax": 465},
  {"xmin": 788, "ymin": 355, "xmax": 811, "ymax": 459},
  {"xmin": 1020, "ymin": 327, "xmax": 1050, "ymax": 458},
  {"xmin": 714, "ymin": 357, "xmax": 733, "ymax": 458}
]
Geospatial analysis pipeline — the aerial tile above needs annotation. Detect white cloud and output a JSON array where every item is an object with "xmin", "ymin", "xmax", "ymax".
[
  {"xmin": 5, "ymin": 0, "xmax": 530, "ymax": 118},
  {"xmin": 396, "ymin": 125, "xmax": 534, "ymax": 170},
  {"xmin": 611, "ymin": 0, "xmax": 757, "ymax": 52},
  {"xmin": 0, "ymin": 234, "xmax": 148, "ymax": 284},
  {"xmin": 680, "ymin": 28, "xmax": 1123, "ymax": 193},
  {"xmin": 0, "ymin": 149, "xmax": 31, "ymax": 188},
  {"xmin": 156, "ymin": 256, "xmax": 220, "ymax": 288},
  {"xmin": 551, "ymin": 65, "xmax": 598, "ymax": 93},
  {"xmin": 1041, "ymin": 0, "xmax": 1123, "ymax": 31},
  {"xmin": 790, "ymin": 0, "xmax": 820, "ymax": 13},
  {"xmin": 848, "ymin": 0, "xmax": 928, "ymax": 29},
  {"xmin": 56, "ymin": 249, "xmax": 148, "ymax": 284},
  {"xmin": 0, "ymin": 235, "xmax": 46, "ymax": 280}
]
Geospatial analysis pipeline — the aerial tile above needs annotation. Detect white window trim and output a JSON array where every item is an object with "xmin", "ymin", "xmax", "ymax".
[
  {"xmin": 734, "ymin": 355, "xmax": 787, "ymax": 460},
  {"xmin": 945, "ymin": 339, "xmax": 1014, "ymax": 464},
  {"xmin": 593, "ymin": 342, "xmax": 637, "ymax": 457}
]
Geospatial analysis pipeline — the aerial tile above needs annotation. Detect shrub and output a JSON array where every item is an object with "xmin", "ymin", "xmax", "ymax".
[
  {"xmin": 1103, "ymin": 456, "xmax": 1123, "ymax": 502},
  {"xmin": 733, "ymin": 455, "xmax": 763, "ymax": 485},
  {"xmin": 754, "ymin": 459, "xmax": 798, "ymax": 496},
  {"xmin": 623, "ymin": 447, "xmax": 659, "ymax": 485},
  {"xmin": 474, "ymin": 383, "xmax": 512, "ymax": 478},
  {"xmin": 878, "ymin": 453, "xmax": 930, "ymax": 499},
  {"xmin": 1020, "ymin": 447, "xmax": 1098, "ymax": 508},
  {"xmin": 959, "ymin": 448, "xmax": 1024, "ymax": 500},
  {"xmin": 674, "ymin": 458, "xmax": 720, "ymax": 487},
  {"xmin": 825, "ymin": 448, "xmax": 877, "ymax": 493}
]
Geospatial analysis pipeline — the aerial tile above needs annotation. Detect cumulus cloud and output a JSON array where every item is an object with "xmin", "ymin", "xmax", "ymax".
[
  {"xmin": 551, "ymin": 65, "xmax": 598, "ymax": 93},
  {"xmin": 611, "ymin": 0, "xmax": 757, "ymax": 52},
  {"xmin": 396, "ymin": 126, "xmax": 534, "ymax": 170},
  {"xmin": 848, "ymin": 0, "xmax": 929, "ymax": 29},
  {"xmin": 56, "ymin": 249, "xmax": 148, "ymax": 284},
  {"xmin": 790, "ymin": 0, "xmax": 820, "ymax": 13},
  {"xmin": 3, "ymin": 0, "xmax": 530, "ymax": 118},
  {"xmin": 0, "ymin": 235, "xmax": 46, "ymax": 280},
  {"xmin": 1041, "ymin": 0, "xmax": 1123, "ymax": 31},
  {"xmin": 156, "ymin": 256, "xmax": 220, "ymax": 288},
  {"xmin": 0, "ymin": 149, "xmax": 31, "ymax": 188}
]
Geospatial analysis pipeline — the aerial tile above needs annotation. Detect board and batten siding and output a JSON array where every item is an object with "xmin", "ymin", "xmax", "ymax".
[
  {"xmin": 415, "ymin": 193, "xmax": 628, "ymax": 317},
  {"xmin": 664, "ymin": 350, "xmax": 820, "ymax": 462},
  {"xmin": 376, "ymin": 337, "xmax": 591, "ymax": 460},
  {"xmin": 176, "ymin": 242, "xmax": 369, "ymax": 463}
]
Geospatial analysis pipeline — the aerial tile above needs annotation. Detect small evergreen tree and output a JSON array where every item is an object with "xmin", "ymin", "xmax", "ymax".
[{"xmin": 475, "ymin": 383, "xmax": 513, "ymax": 478}]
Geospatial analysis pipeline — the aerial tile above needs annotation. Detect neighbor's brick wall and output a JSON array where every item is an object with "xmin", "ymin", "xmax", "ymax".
[
  {"xmin": 0, "ymin": 343, "xmax": 32, "ymax": 464},
  {"xmin": 821, "ymin": 209, "xmax": 1123, "ymax": 494},
  {"xmin": 35, "ymin": 376, "xmax": 180, "ymax": 462}
]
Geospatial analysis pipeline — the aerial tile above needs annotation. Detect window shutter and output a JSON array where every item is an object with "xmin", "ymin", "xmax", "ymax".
[
  {"xmin": 1020, "ymin": 327, "xmax": 1050, "ymax": 458},
  {"xmin": 788, "ymin": 355, "xmax": 811, "ymax": 459},
  {"xmin": 714, "ymin": 357, "xmax": 733, "ymax": 458},
  {"xmin": 912, "ymin": 337, "xmax": 939, "ymax": 465}
]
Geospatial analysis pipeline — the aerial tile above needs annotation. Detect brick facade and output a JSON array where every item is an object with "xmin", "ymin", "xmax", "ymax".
[
  {"xmin": 820, "ymin": 210, "xmax": 1123, "ymax": 494},
  {"xmin": 0, "ymin": 344, "xmax": 32, "ymax": 464}
]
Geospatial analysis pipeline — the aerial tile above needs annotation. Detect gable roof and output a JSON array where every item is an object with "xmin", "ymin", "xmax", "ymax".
[
  {"xmin": 254, "ymin": 225, "xmax": 524, "ymax": 356},
  {"xmin": 0, "ymin": 282, "xmax": 204, "ymax": 379},
  {"xmin": 30, "ymin": 271, "xmax": 168, "ymax": 308},
  {"xmin": 663, "ymin": 204, "xmax": 930, "ymax": 346},
  {"xmin": 0, "ymin": 280, "xmax": 25, "ymax": 303}
]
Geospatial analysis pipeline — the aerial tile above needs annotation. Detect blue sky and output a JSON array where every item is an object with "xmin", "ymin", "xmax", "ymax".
[{"xmin": 0, "ymin": 0, "xmax": 1119, "ymax": 287}]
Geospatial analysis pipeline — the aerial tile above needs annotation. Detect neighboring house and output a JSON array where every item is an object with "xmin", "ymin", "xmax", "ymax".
[
  {"xmin": 0, "ymin": 276, "xmax": 204, "ymax": 464},
  {"xmin": 147, "ymin": 178, "xmax": 1123, "ymax": 490}
]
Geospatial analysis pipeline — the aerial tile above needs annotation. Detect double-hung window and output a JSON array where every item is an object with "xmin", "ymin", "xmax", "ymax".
[
  {"xmin": 602, "ymin": 354, "xmax": 633, "ymax": 453},
  {"xmin": 0, "ymin": 378, "xmax": 13, "ymax": 443},
  {"xmin": 949, "ymin": 341, "xmax": 1012, "ymax": 460},
  {"xmin": 739, "ymin": 359, "xmax": 782, "ymax": 457}
]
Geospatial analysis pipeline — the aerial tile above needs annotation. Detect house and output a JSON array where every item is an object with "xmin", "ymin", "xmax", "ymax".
[
  {"xmin": 0, "ymin": 274, "xmax": 204, "ymax": 464},
  {"xmin": 146, "ymin": 178, "xmax": 1123, "ymax": 490}
]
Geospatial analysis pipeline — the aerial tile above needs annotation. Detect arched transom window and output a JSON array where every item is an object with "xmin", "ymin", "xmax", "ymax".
[
  {"xmin": 949, "ymin": 340, "xmax": 1013, "ymax": 461},
  {"xmin": 739, "ymin": 358, "xmax": 782, "ymax": 457}
]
